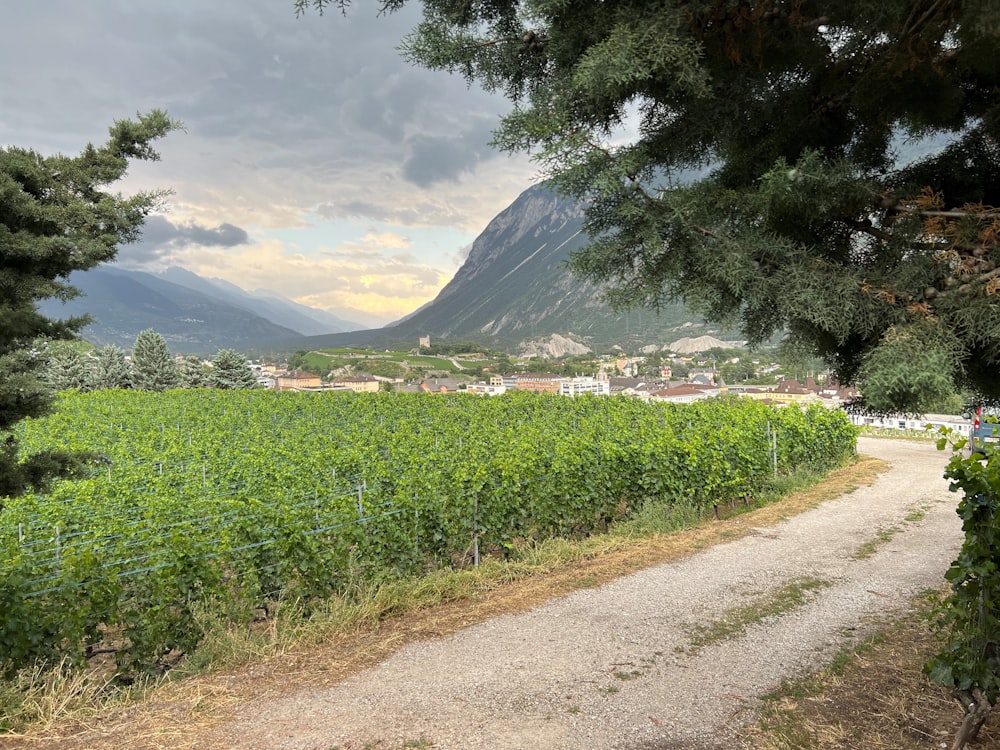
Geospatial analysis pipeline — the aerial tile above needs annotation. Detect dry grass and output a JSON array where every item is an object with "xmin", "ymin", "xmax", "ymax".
[
  {"xmin": 746, "ymin": 592, "xmax": 1000, "ymax": 749},
  {"xmin": 1, "ymin": 455, "xmax": 888, "ymax": 749}
]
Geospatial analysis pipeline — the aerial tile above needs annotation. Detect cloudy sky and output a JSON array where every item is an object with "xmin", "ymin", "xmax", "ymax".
[{"xmin": 2, "ymin": 1, "xmax": 539, "ymax": 328}]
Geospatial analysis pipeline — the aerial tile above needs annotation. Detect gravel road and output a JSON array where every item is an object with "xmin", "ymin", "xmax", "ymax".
[{"xmin": 205, "ymin": 437, "xmax": 963, "ymax": 750}]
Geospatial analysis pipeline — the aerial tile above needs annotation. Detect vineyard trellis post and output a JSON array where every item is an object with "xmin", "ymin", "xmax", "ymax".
[
  {"xmin": 773, "ymin": 428, "xmax": 778, "ymax": 477},
  {"xmin": 473, "ymin": 489, "xmax": 480, "ymax": 568},
  {"xmin": 413, "ymin": 506, "xmax": 420, "ymax": 555},
  {"xmin": 766, "ymin": 421, "xmax": 778, "ymax": 478},
  {"xmin": 356, "ymin": 480, "xmax": 366, "ymax": 518}
]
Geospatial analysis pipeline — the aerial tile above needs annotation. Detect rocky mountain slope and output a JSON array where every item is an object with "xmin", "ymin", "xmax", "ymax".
[{"xmin": 296, "ymin": 183, "xmax": 715, "ymax": 353}]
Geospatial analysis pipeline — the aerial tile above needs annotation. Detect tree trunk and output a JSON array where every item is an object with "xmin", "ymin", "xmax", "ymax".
[{"xmin": 951, "ymin": 688, "xmax": 993, "ymax": 750}]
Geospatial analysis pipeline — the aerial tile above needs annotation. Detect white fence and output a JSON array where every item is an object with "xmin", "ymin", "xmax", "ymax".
[{"xmin": 848, "ymin": 412, "xmax": 971, "ymax": 437}]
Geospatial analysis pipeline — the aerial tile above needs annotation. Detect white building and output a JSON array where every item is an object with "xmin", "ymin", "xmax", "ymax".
[
  {"xmin": 649, "ymin": 384, "xmax": 718, "ymax": 403},
  {"xmin": 466, "ymin": 382, "xmax": 507, "ymax": 396},
  {"xmin": 559, "ymin": 376, "xmax": 610, "ymax": 397}
]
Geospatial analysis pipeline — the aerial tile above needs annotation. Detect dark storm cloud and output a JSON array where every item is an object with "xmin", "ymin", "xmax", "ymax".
[
  {"xmin": 140, "ymin": 215, "xmax": 248, "ymax": 247},
  {"xmin": 123, "ymin": 215, "xmax": 250, "ymax": 263},
  {"xmin": 402, "ymin": 131, "xmax": 483, "ymax": 187},
  {"xmin": 0, "ymin": 1, "xmax": 510, "ymax": 172}
]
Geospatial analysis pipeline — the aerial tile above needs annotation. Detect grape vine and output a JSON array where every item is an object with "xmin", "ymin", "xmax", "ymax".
[{"xmin": 1, "ymin": 390, "xmax": 856, "ymax": 677}]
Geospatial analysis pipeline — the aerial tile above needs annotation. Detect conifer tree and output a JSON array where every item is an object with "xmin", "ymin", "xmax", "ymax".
[
  {"xmin": 130, "ymin": 329, "xmax": 179, "ymax": 392},
  {"xmin": 0, "ymin": 110, "xmax": 177, "ymax": 502},
  {"xmin": 211, "ymin": 349, "xmax": 258, "ymax": 390},
  {"xmin": 92, "ymin": 344, "xmax": 132, "ymax": 390},
  {"xmin": 179, "ymin": 355, "xmax": 212, "ymax": 388},
  {"xmin": 43, "ymin": 341, "xmax": 94, "ymax": 392}
]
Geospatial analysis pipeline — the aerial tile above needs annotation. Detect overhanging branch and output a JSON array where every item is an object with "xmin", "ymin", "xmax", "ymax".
[{"xmin": 892, "ymin": 206, "xmax": 1000, "ymax": 220}]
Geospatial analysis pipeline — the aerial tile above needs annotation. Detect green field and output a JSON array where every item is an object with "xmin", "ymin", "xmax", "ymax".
[{"xmin": 2, "ymin": 390, "xmax": 856, "ymax": 677}]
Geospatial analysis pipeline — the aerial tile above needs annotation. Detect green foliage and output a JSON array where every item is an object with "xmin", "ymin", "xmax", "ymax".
[
  {"xmin": 928, "ymin": 392, "xmax": 966, "ymax": 417},
  {"xmin": 927, "ymin": 437, "xmax": 1000, "ymax": 705},
  {"xmin": 210, "ymin": 349, "xmax": 257, "ymax": 390},
  {"xmin": 2, "ymin": 389, "xmax": 855, "ymax": 677},
  {"xmin": 294, "ymin": 347, "xmax": 510, "ymax": 381},
  {"xmin": 419, "ymin": 341, "xmax": 496, "ymax": 357},
  {"xmin": 719, "ymin": 359, "xmax": 756, "ymax": 385},
  {"xmin": 0, "ymin": 111, "xmax": 178, "ymax": 504},
  {"xmin": 669, "ymin": 361, "xmax": 690, "ymax": 380},
  {"xmin": 356, "ymin": 358, "xmax": 406, "ymax": 379},
  {"xmin": 129, "ymin": 329, "xmax": 178, "ymax": 392},
  {"xmin": 92, "ymin": 345, "xmax": 131, "ymax": 390},
  {"xmin": 287, "ymin": 351, "xmax": 327, "ymax": 377},
  {"xmin": 42, "ymin": 341, "xmax": 93, "ymax": 393},
  {"xmin": 178, "ymin": 355, "xmax": 210, "ymax": 389},
  {"xmin": 857, "ymin": 326, "xmax": 956, "ymax": 415},
  {"xmin": 287, "ymin": 349, "xmax": 310, "ymax": 372}
]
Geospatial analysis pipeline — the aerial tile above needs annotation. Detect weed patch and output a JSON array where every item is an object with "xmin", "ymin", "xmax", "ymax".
[
  {"xmin": 850, "ymin": 526, "xmax": 899, "ymax": 560},
  {"xmin": 685, "ymin": 577, "xmax": 831, "ymax": 653}
]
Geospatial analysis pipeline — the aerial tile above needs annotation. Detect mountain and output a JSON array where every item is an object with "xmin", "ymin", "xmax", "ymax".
[
  {"xmin": 155, "ymin": 267, "xmax": 364, "ymax": 335},
  {"xmin": 294, "ymin": 137, "xmax": 947, "ymax": 354},
  {"xmin": 36, "ymin": 266, "xmax": 333, "ymax": 354},
  {"xmin": 293, "ymin": 183, "xmax": 717, "ymax": 353},
  {"xmin": 38, "ymin": 183, "xmax": 717, "ymax": 357},
  {"xmin": 667, "ymin": 336, "xmax": 738, "ymax": 354}
]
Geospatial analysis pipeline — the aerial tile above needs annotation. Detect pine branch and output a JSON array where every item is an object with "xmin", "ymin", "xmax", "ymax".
[
  {"xmin": 847, "ymin": 219, "xmax": 893, "ymax": 242},
  {"xmin": 958, "ymin": 266, "xmax": 1000, "ymax": 295},
  {"xmin": 892, "ymin": 206, "xmax": 1000, "ymax": 220}
]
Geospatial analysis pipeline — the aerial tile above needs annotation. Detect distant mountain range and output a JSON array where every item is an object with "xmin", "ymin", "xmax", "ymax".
[
  {"xmin": 40, "ymin": 183, "xmax": 718, "ymax": 356},
  {"xmin": 37, "ymin": 266, "xmax": 364, "ymax": 354},
  {"xmin": 154, "ymin": 267, "xmax": 364, "ymax": 337}
]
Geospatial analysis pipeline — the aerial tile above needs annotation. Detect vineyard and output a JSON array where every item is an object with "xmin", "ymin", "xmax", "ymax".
[{"xmin": 1, "ymin": 390, "xmax": 856, "ymax": 678}]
